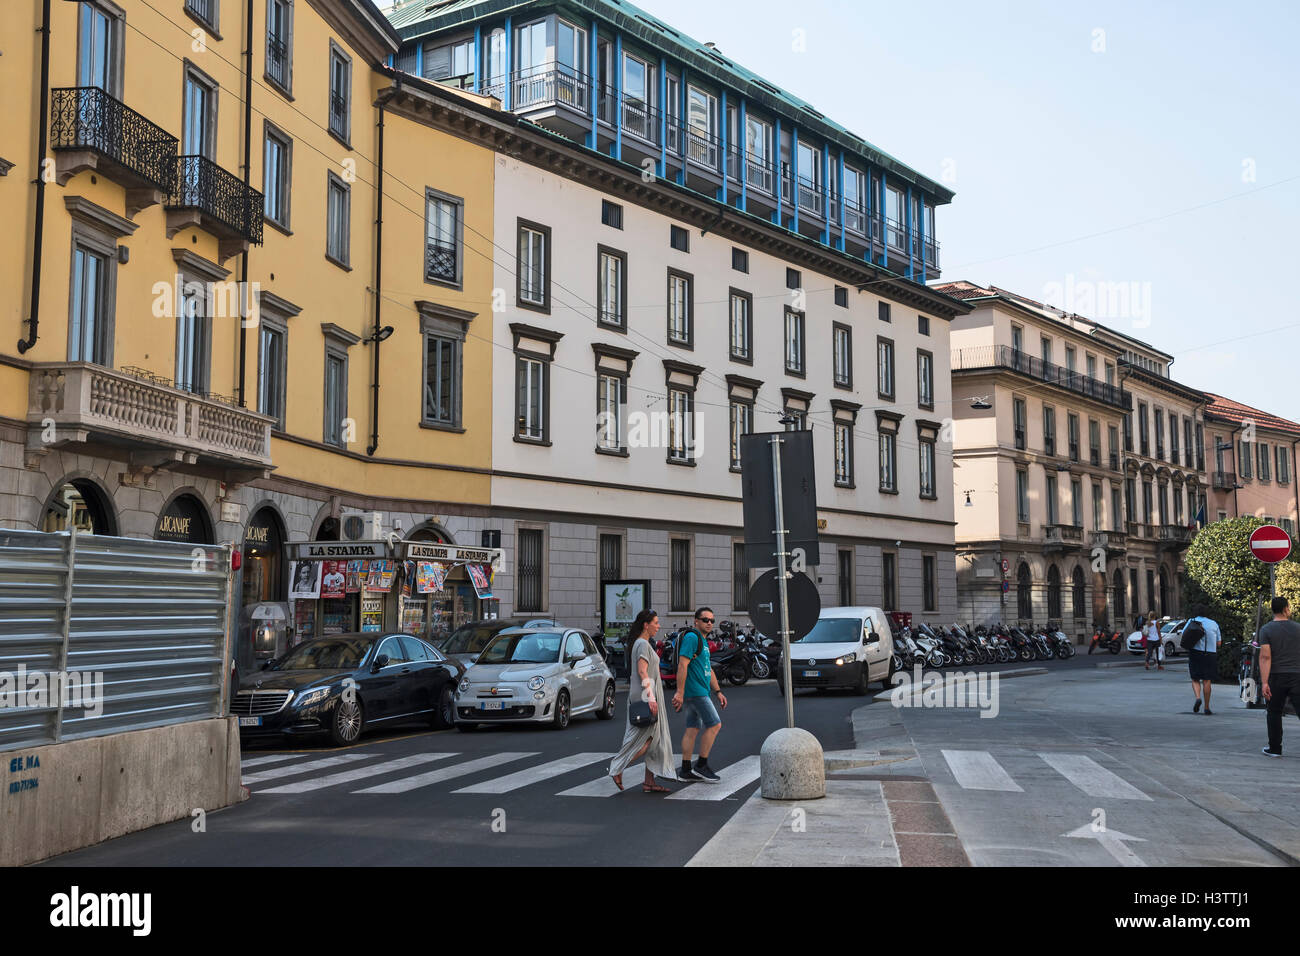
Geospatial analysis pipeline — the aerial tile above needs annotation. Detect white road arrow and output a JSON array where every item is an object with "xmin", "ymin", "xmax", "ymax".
[{"xmin": 1065, "ymin": 823, "xmax": 1148, "ymax": 867}]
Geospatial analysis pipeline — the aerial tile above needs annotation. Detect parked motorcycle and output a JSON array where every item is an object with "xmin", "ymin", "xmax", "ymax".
[{"xmin": 1087, "ymin": 626, "xmax": 1123, "ymax": 655}]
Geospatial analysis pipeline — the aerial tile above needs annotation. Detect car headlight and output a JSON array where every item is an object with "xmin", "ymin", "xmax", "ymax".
[
  {"xmin": 528, "ymin": 676, "xmax": 546, "ymax": 691},
  {"xmin": 458, "ymin": 677, "xmax": 470, "ymax": 693},
  {"xmin": 296, "ymin": 687, "xmax": 332, "ymax": 708},
  {"xmin": 836, "ymin": 653, "xmax": 857, "ymax": 665}
]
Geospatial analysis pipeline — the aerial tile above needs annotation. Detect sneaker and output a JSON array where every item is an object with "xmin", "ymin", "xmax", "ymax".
[
  {"xmin": 693, "ymin": 759, "xmax": 721, "ymax": 783},
  {"xmin": 1193, "ymin": 699, "xmax": 1201, "ymax": 713},
  {"xmin": 1262, "ymin": 747, "xmax": 1283, "ymax": 759},
  {"xmin": 677, "ymin": 765, "xmax": 701, "ymax": 783}
]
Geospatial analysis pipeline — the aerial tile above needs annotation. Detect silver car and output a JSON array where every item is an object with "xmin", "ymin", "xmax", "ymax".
[{"xmin": 455, "ymin": 627, "xmax": 616, "ymax": 730}]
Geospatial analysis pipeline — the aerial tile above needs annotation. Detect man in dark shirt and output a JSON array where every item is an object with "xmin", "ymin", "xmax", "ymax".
[{"xmin": 1259, "ymin": 596, "xmax": 1300, "ymax": 757}]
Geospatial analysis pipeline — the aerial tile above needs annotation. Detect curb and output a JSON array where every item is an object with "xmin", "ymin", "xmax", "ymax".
[{"xmin": 1095, "ymin": 658, "xmax": 1189, "ymax": 669}]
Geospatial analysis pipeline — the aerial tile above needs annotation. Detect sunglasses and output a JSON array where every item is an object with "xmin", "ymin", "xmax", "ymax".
[{"xmin": 698, "ymin": 617, "xmax": 715, "ymax": 624}]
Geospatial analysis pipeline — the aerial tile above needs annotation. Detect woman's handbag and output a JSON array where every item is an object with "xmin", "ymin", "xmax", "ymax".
[{"xmin": 629, "ymin": 698, "xmax": 657, "ymax": 727}]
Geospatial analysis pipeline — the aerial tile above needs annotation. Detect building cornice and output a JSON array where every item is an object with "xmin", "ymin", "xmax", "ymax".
[
  {"xmin": 379, "ymin": 72, "xmax": 971, "ymax": 321},
  {"xmin": 306, "ymin": 0, "xmax": 400, "ymax": 65}
]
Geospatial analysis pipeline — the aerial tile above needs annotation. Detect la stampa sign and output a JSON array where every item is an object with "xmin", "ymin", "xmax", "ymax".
[{"xmin": 1249, "ymin": 524, "xmax": 1293, "ymax": 564}]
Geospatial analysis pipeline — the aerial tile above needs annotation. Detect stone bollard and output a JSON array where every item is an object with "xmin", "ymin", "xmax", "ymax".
[{"xmin": 760, "ymin": 727, "xmax": 825, "ymax": 800}]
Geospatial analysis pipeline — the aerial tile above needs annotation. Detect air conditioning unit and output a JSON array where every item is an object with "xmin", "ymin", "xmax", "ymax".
[{"xmin": 342, "ymin": 511, "xmax": 383, "ymax": 541}]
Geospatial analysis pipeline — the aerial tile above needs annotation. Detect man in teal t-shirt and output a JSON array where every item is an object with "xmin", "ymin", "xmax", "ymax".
[{"xmin": 672, "ymin": 607, "xmax": 727, "ymax": 783}]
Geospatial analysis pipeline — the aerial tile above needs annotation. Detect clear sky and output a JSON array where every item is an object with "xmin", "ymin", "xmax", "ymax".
[{"xmin": 601, "ymin": 0, "xmax": 1300, "ymax": 419}]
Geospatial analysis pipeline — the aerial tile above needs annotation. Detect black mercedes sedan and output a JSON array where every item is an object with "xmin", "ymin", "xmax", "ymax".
[{"xmin": 233, "ymin": 632, "xmax": 464, "ymax": 746}]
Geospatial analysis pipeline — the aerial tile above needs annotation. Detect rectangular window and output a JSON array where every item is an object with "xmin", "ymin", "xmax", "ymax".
[
  {"xmin": 323, "ymin": 351, "xmax": 347, "ymax": 446},
  {"xmin": 1169, "ymin": 413, "xmax": 1180, "ymax": 461},
  {"xmin": 786, "ymin": 268, "xmax": 801, "ymax": 290},
  {"xmin": 1260, "ymin": 443, "xmax": 1271, "ymax": 481},
  {"xmin": 1109, "ymin": 424, "xmax": 1120, "ymax": 470},
  {"xmin": 515, "ymin": 356, "xmax": 547, "ymax": 442},
  {"xmin": 1184, "ymin": 419, "xmax": 1194, "ymax": 468},
  {"xmin": 263, "ymin": 125, "xmax": 291, "ymax": 228},
  {"xmin": 328, "ymin": 43, "xmax": 351, "ymax": 143},
  {"xmin": 1043, "ymin": 405, "xmax": 1057, "ymax": 457},
  {"xmin": 600, "ymin": 199, "xmax": 623, "ymax": 229},
  {"xmin": 917, "ymin": 350, "xmax": 934, "ymax": 409},
  {"xmin": 1126, "ymin": 477, "xmax": 1136, "ymax": 522},
  {"xmin": 882, "ymin": 552, "xmax": 897, "ymax": 609},
  {"xmin": 1240, "ymin": 441, "xmax": 1252, "ymax": 480},
  {"xmin": 728, "ymin": 291, "xmax": 752, "ymax": 362},
  {"xmin": 1011, "ymin": 324, "xmax": 1023, "ymax": 353},
  {"xmin": 185, "ymin": 0, "xmax": 218, "ymax": 31},
  {"xmin": 1046, "ymin": 475, "xmax": 1058, "ymax": 525},
  {"xmin": 175, "ymin": 282, "xmax": 209, "ymax": 394},
  {"xmin": 922, "ymin": 556, "xmax": 936, "ymax": 612},
  {"xmin": 1071, "ymin": 478, "xmax": 1083, "ymax": 527},
  {"xmin": 1086, "ymin": 353, "xmax": 1096, "ymax": 379},
  {"xmin": 1017, "ymin": 470, "xmax": 1030, "ymax": 522},
  {"xmin": 1279, "ymin": 446, "xmax": 1291, "ymax": 485},
  {"xmin": 670, "ymin": 224, "xmax": 690, "ymax": 252},
  {"xmin": 596, "ymin": 247, "xmax": 626, "ymax": 329},
  {"xmin": 878, "ymin": 301, "xmax": 891, "ymax": 324},
  {"xmin": 685, "ymin": 86, "xmax": 717, "ymax": 167},
  {"xmin": 1068, "ymin": 413, "xmax": 1080, "ymax": 462},
  {"xmin": 919, "ymin": 438, "xmax": 936, "ymax": 499},
  {"xmin": 516, "ymin": 528, "xmax": 543, "ymax": 612},
  {"xmin": 667, "ymin": 387, "xmax": 695, "ymax": 463},
  {"xmin": 1040, "ymin": 336, "xmax": 1052, "ymax": 365},
  {"xmin": 423, "ymin": 334, "xmax": 460, "ymax": 427},
  {"xmin": 731, "ymin": 247, "xmax": 749, "ymax": 272},
  {"xmin": 599, "ymin": 533, "xmax": 623, "ymax": 582},
  {"xmin": 78, "ymin": 1, "xmax": 121, "ymax": 94},
  {"xmin": 1089, "ymin": 419, "xmax": 1101, "ymax": 466},
  {"xmin": 1138, "ymin": 403, "xmax": 1149, "ymax": 456},
  {"xmin": 834, "ymin": 285, "xmax": 848, "ymax": 308},
  {"xmin": 879, "ymin": 431, "xmax": 897, "ymax": 492},
  {"xmin": 670, "ymin": 538, "xmax": 691, "ymax": 612},
  {"xmin": 733, "ymin": 542, "xmax": 750, "ymax": 612},
  {"xmin": 1065, "ymin": 346, "xmax": 1076, "ymax": 372},
  {"xmin": 1106, "ymin": 361, "xmax": 1115, "ymax": 386},
  {"xmin": 784, "ymin": 309, "xmax": 806, "ymax": 375},
  {"xmin": 69, "ymin": 244, "xmax": 110, "ymax": 364},
  {"xmin": 1092, "ymin": 482, "xmax": 1103, "ymax": 530},
  {"xmin": 1014, "ymin": 398, "xmax": 1027, "ymax": 450},
  {"xmin": 596, "ymin": 371, "xmax": 624, "ymax": 452},
  {"xmin": 833, "ymin": 324, "xmax": 851, "ymax": 387},
  {"xmin": 257, "ymin": 324, "xmax": 286, "ymax": 429},
  {"xmin": 877, "ymin": 338, "xmax": 895, "ymax": 399},
  {"xmin": 1154, "ymin": 408, "xmax": 1165, "ymax": 460},
  {"xmin": 838, "ymin": 550, "xmax": 854, "ymax": 607},
  {"xmin": 729, "ymin": 399, "xmax": 753, "ymax": 470},
  {"xmin": 326, "ymin": 173, "xmax": 350, "ymax": 267},
  {"xmin": 517, "ymin": 220, "xmax": 550, "ymax": 311},
  {"xmin": 266, "ymin": 0, "xmax": 292, "ymax": 93},
  {"xmin": 667, "ymin": 269, "xmax": 693, "ymax": 346},
  {"xmin": 1112, "ymin": 485, "xmax": 1123, "ymax": 531},
  {"xmin": 918, "ymin": 314, "xmax": 930, "ymax": 336},
  {"xmin": 834, "ymin": 422, "xmax": 853, "ymax": 487},
  {"xmin": 182, "ymin": 65, "xmax": 217, "ymax": 159},
  {"xmin": 425, "ymin": 190, "xmax": 462, "ymax": 287},
  {"xmin": 1196, "ymin": 424, "xmax": 1205, "ymax": 470}
]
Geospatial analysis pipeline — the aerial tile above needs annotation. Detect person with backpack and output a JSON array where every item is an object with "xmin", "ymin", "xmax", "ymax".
[
  {"xmin": 1181, "ymin": 603, "xmax": 1222, "ymax": 714},
  {"xmin": 671, "ymin": 607, "xmax": 726, "ymax": 783},
  {"xmin": 1259, "ymin": 597, "xmax": 1300, "ymax": 758}
]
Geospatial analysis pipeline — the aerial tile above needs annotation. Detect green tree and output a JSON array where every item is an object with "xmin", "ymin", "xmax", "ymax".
[
  {"xmin": 1182, "ymin": 516, "xmax": 1300, "ymax": 643},
  {"xmin": 1275, "ymin": 561, "xmax": 1300, "ymax": 619}
]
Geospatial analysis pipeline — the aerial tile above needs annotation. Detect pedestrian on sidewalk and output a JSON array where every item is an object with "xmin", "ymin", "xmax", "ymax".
[
  {"xmin": 1145, "ymin": 613, "xmax": 1164, "ymax": 671},
  {"xmin": 672, "ymin": 607, "xmax": 726, "ymax": 783},
  {"xmin": 1182, "ymin": 603, "xmax": 1222, "ymax": 714},
  {"xmin": 1259, "ymin": 597, "xmax": 1300, "ymax": 758},
  {"xmin": 608, "ymin": 609, "xmax": 676, "ymax": 793}
]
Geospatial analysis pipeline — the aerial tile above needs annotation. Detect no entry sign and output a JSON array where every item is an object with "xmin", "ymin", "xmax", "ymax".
[{"xmin": 1249, "ymin": 524, "xmax": 1293, "ymax": 564}]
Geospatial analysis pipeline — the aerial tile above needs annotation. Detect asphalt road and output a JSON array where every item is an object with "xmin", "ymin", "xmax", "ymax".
[{"xmin": 44, "ymin": 677, "xmax": 864, "ymax": 867}]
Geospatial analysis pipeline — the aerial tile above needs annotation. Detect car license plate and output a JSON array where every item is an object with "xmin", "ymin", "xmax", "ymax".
[
  {"xmin": 803, "ymin": 670, "xmax": 820, "ymax": 678},
  {"xmin": 480, "ymin": 700, "xmax": 506, "ymax": 711},
  {"xmin": 238, "ymin": 716, "xmax": 262, "ymax": 727}
]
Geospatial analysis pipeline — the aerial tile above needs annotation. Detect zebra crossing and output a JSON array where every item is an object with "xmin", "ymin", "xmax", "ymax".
[
  {"xmin": 939, "ymin": 749, "xmax": 1155, "ymax": 800},
  {"xmin": 240, "ymin": 747, "xmax": 763, "ymax": 801}
]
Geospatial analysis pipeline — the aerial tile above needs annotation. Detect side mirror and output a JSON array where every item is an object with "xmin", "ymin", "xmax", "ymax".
[
  {"xmin": 372, "ymin": 654, "xmax": 390, "ymax": 672},
  {"xmin": 568, "ymin": 656, "xmax": 581, "ymax": 668},
  {"xmin": 867, "ymin": 632, "xmax": 881, "ymax": 644}
]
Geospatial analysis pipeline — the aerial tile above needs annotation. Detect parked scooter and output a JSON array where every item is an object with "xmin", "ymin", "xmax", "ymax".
[{"xmin": 1087, "ymin": 626, "xmax": 1123, "ymax": 655}]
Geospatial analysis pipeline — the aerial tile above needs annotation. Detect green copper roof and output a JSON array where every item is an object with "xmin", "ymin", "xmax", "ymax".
[{"xmin": 385, "ymin": 0, "xmax": 954, "ymax": 202}]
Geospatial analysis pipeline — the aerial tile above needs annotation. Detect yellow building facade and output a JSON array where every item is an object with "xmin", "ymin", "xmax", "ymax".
[{"xmin": 1, "ymin": 0, "xmax": 497, "ymax": 634}]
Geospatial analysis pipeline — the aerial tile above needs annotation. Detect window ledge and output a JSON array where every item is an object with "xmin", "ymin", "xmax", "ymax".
[
  {"xmin": 516, "ymin": 298, "xmax": 550, "ymax": 315},
  {"xmin": 265, "ymin": 74, "xmax": 294, "ymax": 101},
  {"xmin": 785, "ymin": 368, "xmax": 806, "ymax": 379},
  {"xmin": 667, "ymin": 338, "xmax": 694, "ymax": 351},
  {"xmin": 879, "ymin": 487, "xmax": 899, "ymax": 496},
  {"xmin": 420, "ymin": 420, "xmax": 465, "ymax": 434},
  {"xmin": 833, "ymin": 380, "xmax": 853, "ymax": 391},
  {"xmin": 666, "ymin": 457, "xmax": 697, "ymax": 467},
  {"xmin": 835, "ymin": 480, "xmax": 856, "ymax": 490},
  {"xmin": 264, "ymin": 217, "xmax": 293, "ymax": 237},
  {"xmin": 595, "ymin": 446, "xmax": 629, "ymax": 458},
  {"xmin": 424, "ymin": 274, "xmax": 463, "ymax": 292},
  {"xmin": 328, "ymin": 127, "xmax": 352, "ymax": 151},
  {"xmin": 325, "ymin": 253, "xmax": 352, "ymax": 272},
  {"xmin": 729, "ymin": 352, "xmax": 753, "ymax": 366},
  {"xmin": 184, "ymin": 8, "xmax": 222, "ymax": 40},
  {"xmin": 514, "ymin": 435, "xmax": 551, "ymax": 447}
]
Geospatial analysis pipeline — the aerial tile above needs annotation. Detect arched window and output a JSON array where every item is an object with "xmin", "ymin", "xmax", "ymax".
[
  {"xmin": 1072, "ymin": 566, "xmax": 1086, "ymax": 621},
  {"xmin": 1113, "ymin": 567, "xmax": 1126, "ymax": 622},
  {"xmin": 42, "ymin": 478, "xmax": 117, "ymax": 536},
  {"xmin": 1017, "ymin": 562, "xmax": 1032, "ymax": 620},
  {"xmin": 1047, "ymin": 565, "xmax": 1062, "ymax": 620}
]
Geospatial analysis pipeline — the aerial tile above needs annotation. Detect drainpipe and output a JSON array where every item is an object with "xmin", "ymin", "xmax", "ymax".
[
  {"xmin": 18, "ymin": 0, "xmax": 52, "ymax": 354},
  {"xmin": 237, "ymin": 0, "xmax": 254, "ymax": 406},
  {"xmin": 1292, "ymin": 439, "xmax": 1298, "ymax": 535},
  {"xmin": 1230, "ymin": 424, "xmax": 1242, "ymax": 518},
  {"xmin": 367, "ymin": 86, "xmax": 394, "ymax": 457}
]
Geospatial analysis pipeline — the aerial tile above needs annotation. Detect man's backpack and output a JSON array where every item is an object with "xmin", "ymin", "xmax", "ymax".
[{"xmin": 1180, "ymin": 618, "xmax": 1206, "ymax": 652}]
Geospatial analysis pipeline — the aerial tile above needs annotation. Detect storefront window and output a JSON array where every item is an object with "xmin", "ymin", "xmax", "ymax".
[
  {"xmin": 42, "ymin": 479, "xmax": 116, "ymax": 535},
  {"xmin": 242, "ymin": 507, "xmax": 286, "ymax": 606}
]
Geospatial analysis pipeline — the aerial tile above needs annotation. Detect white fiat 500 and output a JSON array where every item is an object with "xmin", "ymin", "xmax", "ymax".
[{"xmin": 455, "ymin": 627, "xmax": 616, "ymax": 731}]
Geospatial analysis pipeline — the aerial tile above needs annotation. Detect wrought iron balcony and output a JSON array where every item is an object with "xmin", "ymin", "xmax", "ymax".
[
  {"xmin": 26, "ymin": 363, "xmax": 273, "ymax": 479},
  {"xmin": 50, "ymin": 87, "xmax": 178, "ymax": 206},
  {"xmin": 952, "ymin": 345, "xmax": 1132, "ymax": 411},
  {"xmin": 511, "ymin": 65, "xmax": 589, "ymax": 113},
  {"xmin": 425, "ymin": 239, "xmax": 457, "ymax": 283},
  {"xmin": 1090, "ymin": 530, "xmax": 1127, "ymax": 553},
  {"xmin": 165, "ymin": 154, "xmax": 263, "ymax": 255},
  {"xmin": 1212, "ymin": 471, "xmax": 1238, "ymax": 490},
  {"xmin": 1157, "ymin": 524, "xmax": 1196, "ymax": 551},
  {"xmin": 1044, "ymin": 524, "xmax": 1084, "ymax": 551}
]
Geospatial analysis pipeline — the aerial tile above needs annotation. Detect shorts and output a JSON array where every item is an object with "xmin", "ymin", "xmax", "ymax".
[
  {"xmin": 683, "ymin": 695, "xmax": 721, "ymax": 730},
  {"xmin": 1188, "ymin": 650, "xmax": 1218, "ymax": 682}
]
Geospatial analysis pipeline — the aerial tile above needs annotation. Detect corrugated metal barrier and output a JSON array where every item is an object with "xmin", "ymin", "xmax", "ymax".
[{"xmin": 0, "ymin": 527, "xmax": 233, "ymax": 753}]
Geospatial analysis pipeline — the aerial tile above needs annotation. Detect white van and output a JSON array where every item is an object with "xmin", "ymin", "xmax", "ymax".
[{"xmin": 777, "ymin": 606, "xmax": 893, "ymax": 695}]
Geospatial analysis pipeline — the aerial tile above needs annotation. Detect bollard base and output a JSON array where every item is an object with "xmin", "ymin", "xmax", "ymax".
[{"xmin": 760, "ymin": 727, "xmax": 826, "ymax": 800}]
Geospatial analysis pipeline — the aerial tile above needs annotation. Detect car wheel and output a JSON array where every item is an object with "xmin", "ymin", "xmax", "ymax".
[
  {"xmin": 330, "ymin": 698, "xmax": 363, "ymax": 746},
  {"xmin": 1165, "ymin": 641, "xmax": 1177, "ymax": 658},
  {"xmin": 595, "ymin": 681, "xmax": 616, "ymax": 720},
  {"xmin": 551, "ymin": 690, "xmax": 570, "ymax": 730},
  {"xmin": 430, "ymin": 684, "xmax": 455, "ymax": 729}
]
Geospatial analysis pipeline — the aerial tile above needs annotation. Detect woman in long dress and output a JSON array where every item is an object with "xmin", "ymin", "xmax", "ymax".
[{"xmin": 608, "ymin": 609, "xmax": 676, "ymax": 793}]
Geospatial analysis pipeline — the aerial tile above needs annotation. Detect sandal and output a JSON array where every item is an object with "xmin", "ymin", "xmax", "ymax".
[
  {"xmin": 612, "ymin": 774, "xmax": 624, "ymax": 792},
  {"xmin": 642, "ymin": 782, "xmax": 672, "ymax": 793}
]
